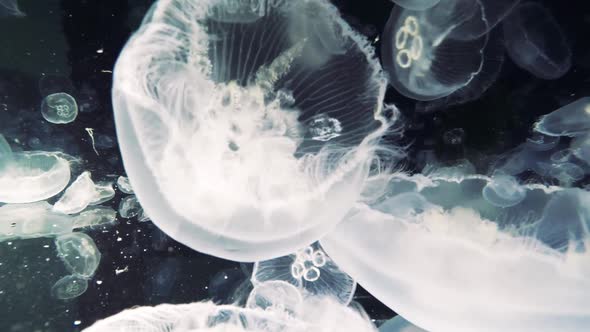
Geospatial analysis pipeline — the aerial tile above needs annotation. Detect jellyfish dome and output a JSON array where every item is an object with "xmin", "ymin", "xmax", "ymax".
[
  {"xmin": 381, "ymin": 0, "xmax": 502, "ymax": 101},
  {"xmin": 113, "ymin": 0, "xmax": 388, "ymax": 261}
]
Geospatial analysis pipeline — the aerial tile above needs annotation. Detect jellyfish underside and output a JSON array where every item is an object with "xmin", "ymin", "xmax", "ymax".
[{"xmin": 113, "ymin": 0, "xmax": 387, "ymax": 261}]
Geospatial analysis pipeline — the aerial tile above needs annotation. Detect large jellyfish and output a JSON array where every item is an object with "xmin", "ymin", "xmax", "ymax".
[
  {"xmin": 381, "ymin": 0, "xmax": 504, "ymax": 101},
  {"xmin": 503, "ymin": 2, "xmax": 571, "ymax": 80},
  {"xmin": 0, "ymin": 139, "xmax": 71, "ymax": 203},
  {"xmin": 113, "ymin": 0, "xmax": 388, "ymax": 261}
]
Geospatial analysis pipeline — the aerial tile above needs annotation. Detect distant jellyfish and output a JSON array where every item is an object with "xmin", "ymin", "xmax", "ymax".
[
  {"xmin": 482, "ymin": 173, "xmax": 526, "ymax": 207},
  {"xmin": 53, "ymin": 171, "xmax": 113, "ymax": 215},
  {"xmin": 390, "ymin": 0, "xmax": 440, "ymax": 11},
  {"xmin": 442, "ymin": 128, "xmax": 465, "ymax": 146},
  {"xmin": 118, "ymin": 195, "xmax": 141, "ymax": 219},
  {"xmin": 112, "ymin": 0, "xmax": 389, "ymax": 261},
  {"xmin": 534, "ymin": 97, "xmax": 590, "ymax": 137},
  {"xmin": 51, "ymin": 275, "xmax": 88, "ymax": 300},
  {"xmin": 449, "ymin": 0, "xmax": 522, "ymax": 41},
  {"xmin": 380, "ymin": 315, "xmax": 427, "ymax": 332},
  {"xmin": 116, "ymin": 176, "xmax": 134, "ymax": 194},
  {"xmin": 548, "ymin": 162, "xmax": 585, "ymax": 186},
  {"xmin": 41, "ymin": 92, "xmax": 79, "ymax": 124},
  {"xmin": 503, "ymin": 2, "xmax": 571, "ymax": 80},
  {"xmin": 0, "ymin": 150, "xmax": 71, "ymax": 204},
  {"xmin": 252, "ymin": 242, "xmax": 356, "ymax": 304},
  {"xmin": 381, "ymin": 0, "xmax": 500, "ymax": 101},
  {"xmin": 0, "ymin": 201, "xmax": 72, "ymax": 242},
  {"xmin": 207, "ymin": 267, "xmax": 247, "ymax": 304},
  {"xmin": 146, "ymin": 258, "xmax": 179, "ymax": 300},
  {"xmin": 55, "ymin": 232, "xmax": 101, "ymax": 279},
  {"xmin": 0, "ymin": 0, "xmax": 25, "ymax": 17}
]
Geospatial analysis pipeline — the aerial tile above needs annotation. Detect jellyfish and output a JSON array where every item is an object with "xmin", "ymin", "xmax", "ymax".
[
  {"xmin": 116, "ymin": 175, "xmax": 134, "ymax": 194},
  {"xmin": 0, "ymin": 0, "xmax": 25, "ymax": 17},
  {"xmin": 571, "ymin": 134, "xmax": 590, "ymax": 166},
  {"xmin": 449, "ymin": 0, "xmax": 522, "ymax": 41},
  {"xmin": 0, "ymin": 201, "xmax": 72, "ymax": 242},
  {"xmin": 482, "ymin": 173, "xmax": 526, "ymax": 207},
  {"xmin": 41, "ymin": 92, "xmax": 79, "ymax": 124},
  {"xmin": 525, "ymin": 133, "xmax": 560, "ymax": 152},
  {"xmin": 55, "ymin": 232, "xmax": 101, "ymax": 279},
  {"xmin": 252, "ymin": 242, "xmax": 356, "ymax": 304},
  {"xmin": 381, "ymin": 0, "xmax": 503, "ymax": 101},
  {"xmin": 380, "ymin": 315, "xmax": 427, "ymax": 332},
  {"xmin": 84, "ymin": 292, "xmax": 376, "ymax": 332},
  {"xmin": 53, "ymin": 171, "xmax": 114, "ymax": 215},
  {"xmin": 246, "ymin": 280, "xmax": 303, "ymax": 314},
  {"xmin": 51, "ymin": 275, "xmax": 88, "ymax": 300},
  {"xmin": 118, "ymin": 195, "xmax": 141, "ymax": 219},
  {"xmin": 534, "ymin": 97, "xmax": 590, "ymax": 137},
  {"xmin": 72, "ymin": 206, "xmax": 117, "ymax": 229},
  {"xmin": 503, "ymin": 3, "xmax": 571, "ymax": 80},
  {"xmin": 112, "ymin": 0, "xmax": 389, "ymax": 261},
  {"xmin": 0, "ymin": 149, "xmax": 71, "ymax": 204},
  {"xmin": 390, "ymin": 0, "xmax": 440, "ymax": 11}
]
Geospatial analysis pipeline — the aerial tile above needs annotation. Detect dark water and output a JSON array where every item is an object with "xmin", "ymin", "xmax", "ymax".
[{"xmin": 0, "ymin": 0, "xmax": 588, "ymax": 330}]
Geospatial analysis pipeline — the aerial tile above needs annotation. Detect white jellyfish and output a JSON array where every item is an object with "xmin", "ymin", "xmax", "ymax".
[
  {"xmin": 51, "ymin": 275, "xmax": 88, "ymax": 300},
  {"xmin": 503, "ymin": 2, "xmax": 571, "ymax": 80},
  {"xmin": 534, "ymin": 97, "xmax": 590, "ymax": 137},
  {"xmin": 380, "ymin": 315, "xmax": 427, "ymax": 332},
  {"xmin": 53, "ymin": 171, "xmax": 115, "ymax": 215},
  {"xmin": 55, "ymin": 232, "xmax": 101, "ymax": 279},
  {"xmin": 381, "ymin": 0, "xmax": 504, "ymax": 101},
  {"xmin": 112, "ymin": 0, "xmax": 389, "ymax": 261},
  {"xmin": 0, "ymin": 147, "xmax": 71, "ymax": 204},
  {"xmin": 0, "ymin": 201, "xmax": 72, "ymax": 242},
  {"xmin": 41, "ymin": 92, "xmax": 79, "ymax": 124},
  {"xmin": 252, "ymin": 242, "xmax": 356, "ymax": 304},
  {"xmin": 482, "ymin": 173, "xmax": 526, "ymax": 207},
  {"xmin": 116, "ymin": 175, "xmax": 134, "ymax": 194},
  {"xmin": 390, "ymin": 0, "xmax": 440, "ymax": 11}
]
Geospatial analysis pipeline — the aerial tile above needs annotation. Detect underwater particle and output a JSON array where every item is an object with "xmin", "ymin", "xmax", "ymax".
[
  {"xmin": 534, "ymin": 97, "xmax": 590, "ymax": 137},
  {"xmin": 252, "ymin": 242, "xmax": 356, "ymax": 304},
  {"xmin": 85, "ymin": 128, "xmax": 99, "ymax": 156},
  {"xmin": 55, "ymin": 232, "xmax": 101, "ymax": 279},
  {"xmin": 246, "ymin": 280, "xmax": 303, "ymax": 314},
  {"xmin": 379, "ymin": 315, "xmax": 427, "ymax": 332},
  {"xmin": 442, "ymin": 128, "xmax": 465, "ymax": 146},
  {"xmin": 0, "ymin": 201, "xmax": 72, "ymax": 242},
  {"xmin": 0, "ymin": 150, "xmax": 71, "ymax": 204},
  {"xmin": 41, "ymin": 92, "xmax": 78, "ymax": 124},
  {"xmin": 308, "ymin": 114, "xmax": 343, "ymax": 141},
  {"xmin": 51, "ymin": 275, "xmax": 88, "ymax": 300},
  {"xmin": 482, "ymin": 174, "xmax": 526, "ymax": 208},
  {"xmin": 72, "ymin": 206, "xmax": 117, "ymax": 229},
  {"xmin": 118, "ymin": 195, "xmax": 141, "ymax": 219},
  {"xmin": 53, "ymin": 171, "xmax": 110, "ymax": 215},
  {"xmin": 390, "ymin": 0, "xmax": 440, "ymax": 11},
  {"xmin": 116, "ymin": 176, "xmax": 134, "ymax": 194},
  {"xmin": 112, "ymin": 0, "xmax": 389, "ymax": 261},
  {"xmin": 503, "ymin": 2, "xmax": 571, "ymax": 80}
]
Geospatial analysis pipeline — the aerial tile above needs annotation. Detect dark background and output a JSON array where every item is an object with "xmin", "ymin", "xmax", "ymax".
[{"xmin": 0, "ymin": 0, "xmax": 589, "ymax": 330}]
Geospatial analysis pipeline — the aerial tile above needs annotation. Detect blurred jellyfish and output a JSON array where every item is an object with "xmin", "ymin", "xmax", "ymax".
[
  {"xmin": 482, "ymin": 173, "xmax": 526, "ymax": 207},
  {"xmin": 41, "ymin": 92, "xmax": 79, "ymax": 124},
  {"xmin": 51, "ymin": 275, "xmax": 88, "ymax": 300},
  {"xmin": 118, "ymin": 195, "xmax": 141, "ymax": 218},
  {"xmin": 146, "ymin": 257, "xmax": 179, "ymax": 300},
  {"xmin": 381, "ymin": 0, "xmax": 503, "ymax": 101},
  {"xmin": 534, "ymin": 97, "xmax": 590, "ymax": 137},
  {"xmin": 53, "ymin": 171, "xmax": 114, "ymax": 215},
  {"xmin": 84, "ymin": 293, "xmax": 376, "ymax": 332},
  {"xmin": 571, "ymin": 134, "xmax": 590, "ymax": 165},
  {"xmin": 503, "ymin": 3, "xmax": 571, "ymax": 80},
  {"xmin": 526, "ymin": 133, "xmax": 560, "ymax": 152},
  {"xmin": 252, "ymin": 242, "xmax": 356, "ymax": 304},
  {"xmin": 208, "ymin": 267, "xmax": 248, "ymax": 304},
  {"xmin": 113, "ymin": 0, "xmax": 389, "ymax": 261},
  {"xmin": 442, "ymin": 128, "xmax": 465, "ymax": 146},
  {"xmin": 0, "ymin": 201, "xmax": 72, "ymax": 242},
  {"xmin": 0, "ymin": 0, "xmax": 25, "ymax": 17},
  {"xmin": 116, "ymin": 175, "xmax": 134, "ymax": 194},
  {"xmin": 380, "ymin": 315, "xmax": 427, "ymax": 332},
  {"xmin": 73, "ymin": 206, "xmax": 117, "ymax": 229},
  {"xmin": 55, "ymin": 232, "xmax": 101, "ymax": 279},
  {"xmin": 548, "ymin": 162, "xmax": 585, "ymax": 186},
  {"xmin": 0, "ymin": 149, "xmax": 71, "ymax": 204},
  {"xmin": 390, "ymin": 0, "xmax": 440, "ymax": 11}
]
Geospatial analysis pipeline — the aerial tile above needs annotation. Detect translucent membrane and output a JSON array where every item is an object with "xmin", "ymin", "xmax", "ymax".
[
  {"xmin": 534, "ymin": 97, "xmax": 590, "ymax": 137},
  {"xmin": 390, "ymin": 0, "xmax": 440, "ymax": 11},
  {"xmin": 41, "ymin": 92, "xmax": 79, "ymax": 124},
  {"xmin": 381, "ymin": 0, "xmax": 502, "ymax": 101},
  {"xmin": 53, "ymin": 171, "xmax": 115, "ymax": 214},
  {"xmin": 322, "ymin": 169, "xmax": 590, "ymax": 332},
  {"xmin": 252, "ymin": 242, "xmax": 356, "ymax": 304},
  {"xmin": 0, "ymin": 150, "xmax": 71, "ymax": 204},
  {"xmin": 0, "ymin": 202, "xmax": 72, "ymax": 242},
  {"xmin": 51, "ymin": 275, "xmax": 88, "ymax": 300},
  {"xmin": 84, "ymin": 288, "xmax": 376, "ymax": 332},
  {"xmin": 55, "ymin": 232, "xmax": 101, "ymax": 279},
  {"xmin": 503, "ymin": 2, "xmax": 571, "ymax": 80},
  {"xmin": 113, "ymin": 0, "xmax": 388, "ymax": 261}
]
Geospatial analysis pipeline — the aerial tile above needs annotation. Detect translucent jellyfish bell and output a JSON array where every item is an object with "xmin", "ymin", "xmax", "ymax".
[
  {"xmin": 534, "ymin": 97, "xmax": 590, "ymax": 137},
  {"xmin": 481, "ymin": 173, "xmax": 526, "ymax": 207},
  {"xmin": 41, "ymin": 92, "xmax": 79, "ymax": 124},
  {"xmin": 51, "ymin": 275, "xmax": 88, "ymax": 300},
  {"xmin": 381, "ymin": 0, "xmax": 496, "ymax": 101},
  {"xmin": 113, "ymin": 0, "xmax": 388, "ymax": 261},
  {"xmin": 503, "ymin": 3, "xmax": 572, "ymax": 80},
  {"xmin": 55, "ymin": 232, "xmax": 101, "ymax": 279}
]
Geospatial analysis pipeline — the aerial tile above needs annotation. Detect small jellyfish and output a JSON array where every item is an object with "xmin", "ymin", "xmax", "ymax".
[
  {"xmin": 207, "ymin": 268, "xmax": 247, "ymax": 304},
  {"xmin": 379, "ymin": 315, "xmax": 427, "ymax": 332},
  {"xmin": 41, "ymin": 92, "xmax": 79, "ymax": 124},
  {"xmin": 382, "ymin": 0, "xmax": 503, "ymax": 101},
  {"xmin": 55, "ymin": 232, "xmax": 101, "ymax": 279},
  {"xmin": 0, "ymin": 201, "xmax": 72, "ymax": 242},
  {"xmin": 548, "ymin": 163, "xmax": 585, "ymax": 186},
  {"xmin": 116, "ymin": 176, "xmax": 134, "ymax": 194},
  {"xmin": 390, "ymin": 0, "xmax": 440, "ymax": 11},
  {"xmin": 503, "ymin": 3, "xmax": 571, "ymax": 80},
  {"xmin": 118, "ymin": 195, "xmax": 141, "ymax": 218},
  {"xmin": 73, "ymin": 206, "xmax": 117, "ymax": 229},
  {"xmin": 482, "ymin": 174, "xmax": 526, "ymax": 208},
  {"xmin": 252, "ymin": 242, "xmax": 356, "ymax": 304},
  {"xmin": 0, "ymin": 150, "xmax": 71, "ymax": 204},
  {"xmin": 534, "ymin": 97, "xmax": 590, "ymax": 137},
  {"xmin": 53, "ymin": 171, "xmax": 113, "ymax": 215},
  {"xmin": 51, "ymin": 275, "xmax": 88, "ymax": 300}
]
